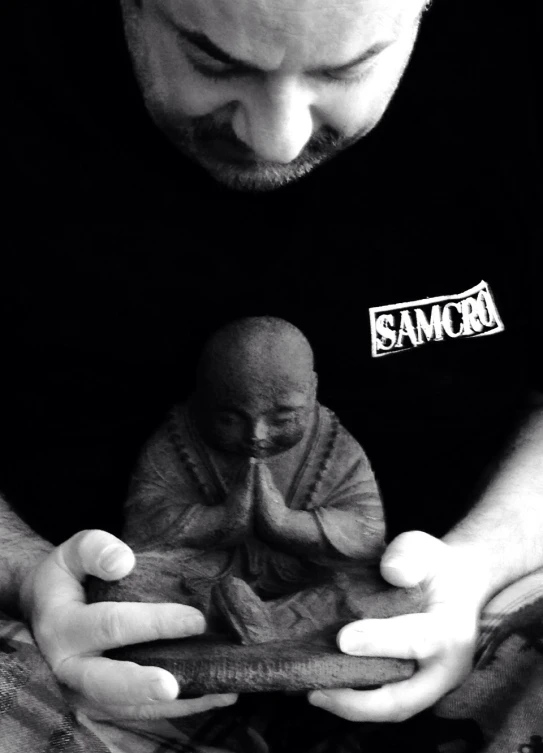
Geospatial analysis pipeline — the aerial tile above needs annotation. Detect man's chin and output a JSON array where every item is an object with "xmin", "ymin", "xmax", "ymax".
[
  {"xmin": 196, "ymin": 154, "xmax": 325, "ymax": 192},
  {"xmin": 156, "ymin": 117, "xmax": 351, "ymax": 190}
]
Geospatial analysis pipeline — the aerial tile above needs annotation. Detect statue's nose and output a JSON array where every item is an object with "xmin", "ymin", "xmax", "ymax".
[{"xmin": 251, "ymin": 419, "xmax": 269, "ymax": 442}]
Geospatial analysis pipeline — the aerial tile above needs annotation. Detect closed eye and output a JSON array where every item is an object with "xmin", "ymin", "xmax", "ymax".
[
  {"xmin": 187, "ymin": 53, "xmax": 250, "ymax": 81},
  {"xmin": 178, "ymin": 29, "xmax": 256, "ymax": 80},
  {"xmin": 216, "ymin": 411, "xmax": 244, "ymax": 425},
  {"xmin": 188, "ymin": 54, "xmax": 373, "ymax": 87}
]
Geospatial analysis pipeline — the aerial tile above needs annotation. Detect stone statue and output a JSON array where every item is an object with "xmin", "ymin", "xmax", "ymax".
[{"xmin": 89, "ymin": 317, "xmax": 421, "ymax": 693}]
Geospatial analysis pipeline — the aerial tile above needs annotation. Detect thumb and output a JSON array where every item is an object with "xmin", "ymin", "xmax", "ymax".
[
  {"xmin": 56, "ymin": 529, "xmax": 136, "ymax": 583},
  {"xmin": 23, "ymin": 530, "xmax": 136, "ymax": 620},
  {"xmin": 380, "ymin": 531, "xmax": 446, "ymax": 588}
]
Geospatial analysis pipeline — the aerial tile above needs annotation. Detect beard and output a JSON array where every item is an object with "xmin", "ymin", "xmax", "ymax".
[{"xmin": 153, "ymin": 110, "xmax": 355, "ymax": 192}]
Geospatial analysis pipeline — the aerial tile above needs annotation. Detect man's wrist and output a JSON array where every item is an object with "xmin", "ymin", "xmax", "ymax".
[
  {"xmin": 17, "ymin": 543, "xmax": 54, "ymax": 620},
  {"xmin": 1, "ymin": 551, "xmax": 45, "ymax": 618},
  {"xmin": 0, "ymin": 498, "xmax": 53, "ymax": 617},
  {"xmin": 442, "ymin": 406, "xmax": 543, "ymax": 606},
  {"xmin": 439, "ymin": 536, "xmax": 497, "ymax": 609}
]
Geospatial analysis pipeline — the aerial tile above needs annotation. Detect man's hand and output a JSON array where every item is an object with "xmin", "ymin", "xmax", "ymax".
[
  {"xmin": 20, "ymin": 529, "xmax": 238, "ymax": 721},
  {"xmin": 308, "ymin": 531, "xmax": 487, "ymax": 722}
]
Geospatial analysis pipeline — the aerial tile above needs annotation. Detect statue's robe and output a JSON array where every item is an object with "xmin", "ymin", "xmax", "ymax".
[
  {"xmin": 118, "ymin": 402, "xmax": 386, "ymax": 626},
  {"xmin": 125, "ymin": 402, "xmax": 383, "ymax": 547}
]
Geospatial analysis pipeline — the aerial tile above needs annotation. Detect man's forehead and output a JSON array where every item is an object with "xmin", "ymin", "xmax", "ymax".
[{"xmin": 160, "ymin": 0, "xmax": 424, "ymax": 68}]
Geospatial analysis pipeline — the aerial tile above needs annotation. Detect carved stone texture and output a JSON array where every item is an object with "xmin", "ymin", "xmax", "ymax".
[{"xmin": 88, "ymin": 317, "xmax": 422, "ymax": 692}]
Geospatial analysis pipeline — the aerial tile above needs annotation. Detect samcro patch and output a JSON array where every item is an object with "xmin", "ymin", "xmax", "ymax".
[{"xmin": 369, "ymin": 280, "xmax": 504, "ymax": 358}]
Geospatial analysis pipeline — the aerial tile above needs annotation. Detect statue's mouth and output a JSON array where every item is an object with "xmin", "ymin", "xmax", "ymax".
[{"xmin": 246, "ymin": 444, "xmax": 272, "ymax": 459}]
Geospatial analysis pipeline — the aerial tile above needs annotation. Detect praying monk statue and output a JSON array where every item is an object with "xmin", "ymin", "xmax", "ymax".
[{"xmin": 89, "ymin": 317, "xmax": 421, "ymax": 693}]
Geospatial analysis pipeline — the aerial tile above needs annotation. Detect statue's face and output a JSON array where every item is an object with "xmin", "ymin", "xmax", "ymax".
[
  {"xmin": 198, "ymin": 370, "xmax": 317, "ymax": 459},
  {"xmin": 120, "ymin": 0, "xmax": 427, "ymax": 190}
]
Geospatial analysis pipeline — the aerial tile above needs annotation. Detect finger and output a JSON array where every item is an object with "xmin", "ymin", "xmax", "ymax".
[
  {"xmin": 234, "ymin": 457, "xmax": 255, "ymax": 484},
  {"xmin": 85, "ymin": 693, "xmax": 239, "ymax": 722},
  {"xmin": 58, "ymin": 601, "xmax": 206, "ymax": 655},
  {"xmin": 337, "ymin": 613, "xmax": 442, "ymax": 660},
  {"xmin": 58, "ymin": 530, "xmax": 136, "ymax": 582},
  {"xmin": 380, "ymin": 531, "xmax": 446, "ymax": 588},
  {"xmin": 254, "ymin": 464, "xmax": 282, "ymax": 505},
  {"xmin": 254, "ymin": 461, "xmax": 271, "ymax": 483},
  {"xmin": 58, "ymin": 655, "xmax": 180, "ymax": 705},
  {"xmin": 309, "ymin": 661, "xmax": 457, "ymax": 723}
]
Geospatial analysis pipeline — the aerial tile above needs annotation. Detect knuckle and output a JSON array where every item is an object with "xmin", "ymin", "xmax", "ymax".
[
  {"xmin": 343, "ymin": 706, "xmax": 367, "ymax": 723},
  {"xmin": 53, "ymin": 655, "xmax": 80, "ymax": 689},
  {"xmin": 390, "ymin": 708, "xmax": 414, "ymax": 723},
  {"xmin": 410, "ymin": 628, "xmax": 438, "ymax": 660},
  {"xmin": 96, "ymin": 605, "xmax": 126, "ymax": 646},
  {"xmin": 74, "ymin": 529, "xmax": 94, "ymax": 546},
  {"xmin": 33, "ymin": 618, "xmax": 66, "ymax": 662},
  {"xmin": 387, "ymin": 696, "xmax": 415, "ymax": 723},
  {"xmin": 140, "ymin": 610, "xmax": 170, "ymax": 642},
  {"xmin": 329, "ymin": 696, "xmax": 367, "ymax": 723},
  {"xmin": 131, "ymin": 705, "xmax": 154, "ymax": 721},
  {"xmin": 387, "ymin": 686, "xmax": 417, "ymax": 723},
  {"xmin": 77, "ymin": 659, "xmax": 98, "ymax": 698}
]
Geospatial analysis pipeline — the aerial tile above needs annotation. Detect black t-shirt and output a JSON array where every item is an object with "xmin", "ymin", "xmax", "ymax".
[{"xmin": 1, "ymin": 0, "xmax": 541, "ymax": 544}]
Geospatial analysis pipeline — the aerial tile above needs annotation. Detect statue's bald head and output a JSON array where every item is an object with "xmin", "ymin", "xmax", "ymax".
[
  {"xmin": 199, "ymin": 316, "xmax": 315, "ymax": 394},
  {"xmin": 194, "ymin": 317, "xmax": 318, "ymax": 458}
]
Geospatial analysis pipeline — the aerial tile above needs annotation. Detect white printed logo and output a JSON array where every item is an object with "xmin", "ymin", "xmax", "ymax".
[{"xmin": 369, "ymin": 280, "xmax": 504, "ymax": 358}]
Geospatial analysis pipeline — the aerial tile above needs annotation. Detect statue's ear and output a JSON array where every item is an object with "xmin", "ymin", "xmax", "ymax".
[{"xmin": 311, "ymin": 370, "xmax": 318, "ymax": 399}]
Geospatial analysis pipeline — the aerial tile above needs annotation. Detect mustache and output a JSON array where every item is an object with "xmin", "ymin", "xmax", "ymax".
[{"xmin": 189, "ymin": 116, "xmax": 345, "ymax": 163}]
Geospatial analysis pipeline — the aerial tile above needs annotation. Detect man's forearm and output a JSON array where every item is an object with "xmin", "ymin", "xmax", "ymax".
[
  {"xmin": 0, "ymin": 495, "xmax": 53, "ymax": 615},
  {"xmin": 443, "ymin": 404, "xmax": 543, "ymax": 606}
]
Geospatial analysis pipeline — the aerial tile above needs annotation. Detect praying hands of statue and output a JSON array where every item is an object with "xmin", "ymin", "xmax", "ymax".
[
  {"xmin": 254, "ymin": 461, "xmax": 330, "ymax": 558},
  {"xmin": 254, "ymin": 461, "xmax": 385, "ymax": 564},
  {"xmin": 206, "ymin": 457, "xmax": 255, "ymax": 547}
]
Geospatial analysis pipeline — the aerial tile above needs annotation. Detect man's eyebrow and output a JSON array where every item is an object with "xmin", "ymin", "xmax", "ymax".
[
  {"xmin": 176, "ymin": 24, "xmax": 391, "ymax": 74},
  {"xmin": 321, "ymin": 41, "xmax": 392, "ymax": 74},
  {"xmin": 177, "ymin": 26, "xmax": 255, "ymax": 69}
]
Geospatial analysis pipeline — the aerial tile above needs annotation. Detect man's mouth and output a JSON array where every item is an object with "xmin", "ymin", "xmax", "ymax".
[{"xmin": 206, "ymin": 136, "xmax": 256, "ymax": 165}]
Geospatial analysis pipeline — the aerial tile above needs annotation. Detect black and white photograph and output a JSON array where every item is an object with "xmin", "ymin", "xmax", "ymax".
[{"xmin": 1, "ymin": 0, "xmax": 542, "ymax": 750}]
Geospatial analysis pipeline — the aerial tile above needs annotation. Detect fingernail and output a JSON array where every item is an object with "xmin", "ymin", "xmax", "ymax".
[
  {"xmin": 218, "ymin": 693, "xmax": 238, "ymax": 706},
  {"xmin": 338, "ymin": 632, "xmax": 363, "ymax": 654},
  {"xmin": 184, "ymin": 614, "xmax": 206, "ymax": 633},
  {"xmin": 150, "ymin": 675, "xmax": 178, "ymax": 701},
  {"xmin": 337, "ymin": 620, "xmax": 370, "ymax": 653},
  {"xmin": 310, "ymin": 691, "xmax": 331, "ymax": 707},
  {"xmin": 382, "ymin": 558, "xmax": 425, "ymax": 583},
  {"xmin": 98, "ymin": 545, "xmax": 132, "ymax": 574},
  {"xmin": 382, "ymin": 557, "xmax": 408, "ymax": 571}
]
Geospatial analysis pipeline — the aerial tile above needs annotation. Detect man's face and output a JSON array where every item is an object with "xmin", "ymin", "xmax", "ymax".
[{"xmin": 121, "ymin": 0, "xmax": 426, "ymax": 190}]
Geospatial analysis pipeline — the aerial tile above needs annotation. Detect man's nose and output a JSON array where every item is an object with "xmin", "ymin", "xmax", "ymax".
[{"xmin": 232, "ymin": 76, "xmax": 316, "ymax": 164}]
